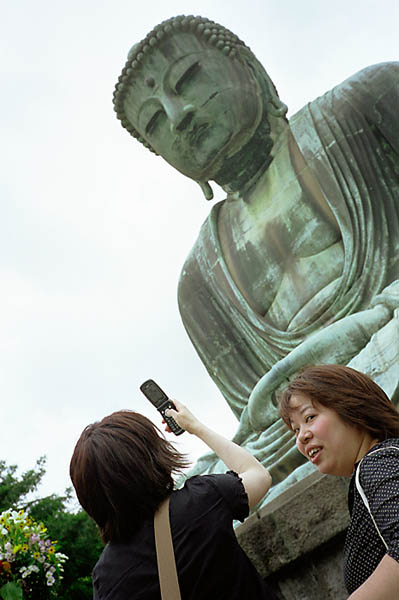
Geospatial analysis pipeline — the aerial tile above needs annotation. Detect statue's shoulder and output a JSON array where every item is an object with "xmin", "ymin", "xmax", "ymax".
[
  {"xmin": 330, "ymin": 62, "xmax": 399, "ymax": 147},
  {"xmin": 332, "ymin": 61, "xmax": 399, "ymax": 104},
  {"xmin": 291, "ymin": 61, "xmax": 399, "ymax": 146},
  {"xmin": 351, "ymin": 61, "xmax": 399, "ymax": 77},
  {"xmin": 344, "ymin": 61, "xmax": 399, "ymax": 87},
  {"xmin": 292, "ymin": 62, "xmax": 399, "ymax": 126}
]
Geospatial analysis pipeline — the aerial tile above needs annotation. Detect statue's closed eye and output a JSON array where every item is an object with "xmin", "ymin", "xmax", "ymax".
[
  {"xmin": 175, "ymin": 61, "xmax": 201, "ymax": 94},
  {"xmin": 145, "ymin": 109, "xmax": 166, "ymax": 136}
]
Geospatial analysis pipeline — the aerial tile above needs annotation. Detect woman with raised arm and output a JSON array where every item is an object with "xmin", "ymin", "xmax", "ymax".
[
  {"xmin": 279, "ymin": 364, "xmax": 399, "ymax": 599},
  {"xmin": 70, "ymin": 400, "xmax": 277, "ymax": 600}
]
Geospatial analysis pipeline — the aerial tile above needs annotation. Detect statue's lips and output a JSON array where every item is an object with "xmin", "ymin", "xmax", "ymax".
[
  {"xmin": 172, "ymin": 123, "xmax": 233, "ymax": 177},
  {"xmin": 188, "ymin": 123, "xmax": 209, "ymax": 146},
  {"xmin": 185, "ymin": 123, "xmax": 232, "ymax": 163}
]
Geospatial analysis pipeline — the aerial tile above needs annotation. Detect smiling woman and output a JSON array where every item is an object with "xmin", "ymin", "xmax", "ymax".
[
  {"xmin": 287, "ymin": 393, "xmax": 375, "ymax": 477},
  {"xmin": 279, "ymin": 364, "xmax": 399, "ymax": 598}
]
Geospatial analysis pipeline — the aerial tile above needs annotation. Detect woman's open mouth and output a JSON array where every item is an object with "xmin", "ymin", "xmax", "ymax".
[{"xmin": 308, "ymin": 447, "xmax": 322, "ymax": 463}]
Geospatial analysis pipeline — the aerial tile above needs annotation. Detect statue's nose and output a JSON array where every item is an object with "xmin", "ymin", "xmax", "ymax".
[{"xmin": 166, "ymin": 102, "xmax": 195, "ymax": 134}]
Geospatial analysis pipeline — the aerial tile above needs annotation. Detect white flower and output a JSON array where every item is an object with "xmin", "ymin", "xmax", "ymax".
[
  {"xmin": 19, "ymin": 564, "xmax": 40, "ymax": 578},
  {"xmin": 55, "ymin": 552, "xmax": 68, "ymax": 562},
  {"xmin": 0, "ymin": 507, "xmax": 69, "ymax": 590},
  {"xmin": 45, "ymin": 565, "xmax": 56, "ymax": 574}
]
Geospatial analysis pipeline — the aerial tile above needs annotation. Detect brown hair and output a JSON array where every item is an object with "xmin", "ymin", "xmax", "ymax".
[
  {"xmin": 69, "ymin": 410, "xmax": 189, "ymax": 544},
  {"xmin": 279, "ymin": 364, "xmax": 399, "ymax": 440}
]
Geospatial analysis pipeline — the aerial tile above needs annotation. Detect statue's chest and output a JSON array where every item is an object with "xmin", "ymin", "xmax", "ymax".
[{"xmin": 218, "ymin": 185, "xmax": 344, "ymax": 329}]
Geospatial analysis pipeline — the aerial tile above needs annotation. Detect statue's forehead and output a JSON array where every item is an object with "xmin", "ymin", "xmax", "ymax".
[
  {"xmin": 131, "ymin": 31, "xmax": 207, "ymax": 76},
  {"xmin": 122, "ymin": 33, "xmax": 212, "ymax": 120},
  {"xmin": 149, "ymin": 31, "xmax": 206, "ymax": 60}
]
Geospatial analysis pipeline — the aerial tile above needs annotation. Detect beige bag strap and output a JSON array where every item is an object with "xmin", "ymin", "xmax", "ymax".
[{"xmin": 154, "ymin": 496, "xmax": 181, "ymax": 600}]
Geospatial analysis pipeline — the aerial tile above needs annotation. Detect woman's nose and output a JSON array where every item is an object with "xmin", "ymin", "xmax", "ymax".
[{"xmin": 298, "ymin": 426, "xmax": 312, "ymax": 444}]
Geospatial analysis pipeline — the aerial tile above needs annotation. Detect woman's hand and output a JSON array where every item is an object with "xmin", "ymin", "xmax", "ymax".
[
  {"xmin": 164, "ymin": 399, "xmax": 202, "ymax": 435},
  {"xmin": 165, "ymin": 399, "xmax": 272, "ymax": 507}
]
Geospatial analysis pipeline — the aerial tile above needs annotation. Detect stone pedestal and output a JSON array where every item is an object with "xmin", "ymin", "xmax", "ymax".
[{"xmin": 236, "ymin": 471, "xmax": 350, "ymax": 599}]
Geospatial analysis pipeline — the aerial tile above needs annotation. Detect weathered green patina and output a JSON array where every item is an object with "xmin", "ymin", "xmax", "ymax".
[{"xmin": 114, "ymin": 15, "xmax": 399, "ymax": 498}]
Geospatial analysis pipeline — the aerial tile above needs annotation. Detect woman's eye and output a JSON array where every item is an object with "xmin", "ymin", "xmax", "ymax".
[
  {"xmin": 175, "ymin": 61, "xmax": 201, "ymax": 94},
  {"xmin": 305, "ymin": 415, "xmax": 315, "ymax": 423},
  {"xmin": 145, "ymin": 110, "xmax": 165, "ymax": 135}
]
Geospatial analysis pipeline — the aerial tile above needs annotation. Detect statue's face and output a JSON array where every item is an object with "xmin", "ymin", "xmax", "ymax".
[{"xmin": 123, "ymin": 33, "xmax": 263, "ymax": 181}]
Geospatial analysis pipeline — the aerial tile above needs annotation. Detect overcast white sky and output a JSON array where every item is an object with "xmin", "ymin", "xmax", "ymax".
[{"xmin": 1, "ymin": 0, "xmax": 398, "ymax": 502}]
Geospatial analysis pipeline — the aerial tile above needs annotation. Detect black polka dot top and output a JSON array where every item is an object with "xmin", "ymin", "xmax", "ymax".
[{"xmin": 343, "ymin": 438, "xmax": 399, "ymax": 594}]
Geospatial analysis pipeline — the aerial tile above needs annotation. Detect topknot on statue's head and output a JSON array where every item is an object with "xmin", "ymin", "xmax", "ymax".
[{"xmin": 112, "ymin": 15, "xmax": 252, "ymax": 152}]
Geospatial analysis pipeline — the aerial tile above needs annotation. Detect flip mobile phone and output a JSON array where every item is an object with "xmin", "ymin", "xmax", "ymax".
[{"xmin": 140, "ymin": 379, "xmax": 185, "ymax": 436}]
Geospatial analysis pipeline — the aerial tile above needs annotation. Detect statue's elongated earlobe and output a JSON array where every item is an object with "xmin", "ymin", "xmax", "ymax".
[
  {"xmin": 268, "ymin": 97, "xmax": 288, "ymax": 117},
  {"xmin": 198, "ymin": 181, "xmax": 214, "ymax": 201}
]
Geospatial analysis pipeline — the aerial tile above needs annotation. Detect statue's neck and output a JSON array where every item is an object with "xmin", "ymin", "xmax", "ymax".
[{"xmin": 214, "ymin": 111, "xmax": 274, "ymax": 195}]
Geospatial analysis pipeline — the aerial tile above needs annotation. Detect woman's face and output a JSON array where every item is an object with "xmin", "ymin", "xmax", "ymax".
[{"xmin": 288, "ymin": 393, "xmax": 376, "ymax": 477}]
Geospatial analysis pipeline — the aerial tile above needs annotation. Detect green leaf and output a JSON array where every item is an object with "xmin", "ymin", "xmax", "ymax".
[{"xmin": 0, "ymin": 582, "xmax": 24, "ymax": 600}]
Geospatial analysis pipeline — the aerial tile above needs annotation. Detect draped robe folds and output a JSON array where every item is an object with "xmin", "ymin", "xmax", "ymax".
[{"xmin": 178, "ymin": 62, "xmax": 399, "ymax": 494}]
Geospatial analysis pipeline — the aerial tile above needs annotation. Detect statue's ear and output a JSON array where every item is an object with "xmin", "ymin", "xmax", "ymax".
[
  {"xmin": 240, "ymin": 48, "xmax": 288, "ymax": 119},
  {"xmin": 258, "ymin": 67, "xmax": 288, "ymax": 117},
  {"xmin": 267, "ymin": 88, "xmax": 288, "ymax": 118},
  {"xmin": 197, "ymin": 181, "xmax": 214, "ymax": 201}
]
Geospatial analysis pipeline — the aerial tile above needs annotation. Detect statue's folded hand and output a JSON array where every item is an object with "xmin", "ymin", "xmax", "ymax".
[{"xmin": 248, "ymin": 300, "xmax": 394, "ymax": 431}]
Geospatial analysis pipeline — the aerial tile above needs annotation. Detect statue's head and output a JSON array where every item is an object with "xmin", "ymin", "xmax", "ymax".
[{"xmin": 113, "ymin": 15, "xmax": 287, "ymax": 197}]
